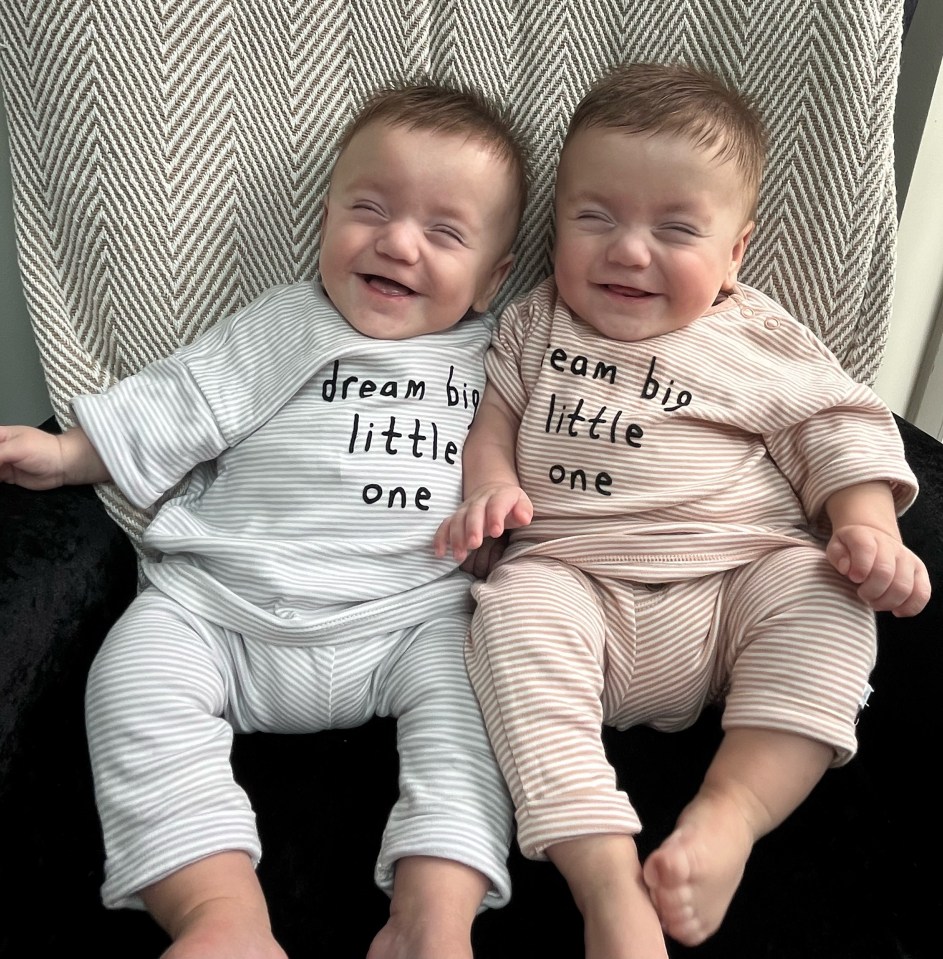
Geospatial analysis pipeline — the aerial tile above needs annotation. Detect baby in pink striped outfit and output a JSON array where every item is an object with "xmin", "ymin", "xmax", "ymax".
[{"xmin": 435, "ymin": 61, "xmax": 930, "ymax": 959}]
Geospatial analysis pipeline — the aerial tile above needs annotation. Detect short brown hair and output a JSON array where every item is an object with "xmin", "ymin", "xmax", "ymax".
[
  {"xmin": 336, "ymin": 80, "xmax": 530, "ymax": 225},
  {"xmin": 565, "ymin": 62, "xmax": 767, "ymax": 216}
]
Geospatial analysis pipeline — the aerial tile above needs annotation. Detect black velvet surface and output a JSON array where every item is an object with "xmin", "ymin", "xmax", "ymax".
[
  {"xmin": 0, "ymin": 480, "xmax": 138, "ymax": 772},
  {"xmin": 0, "ymin": 415, "xmax": 939, "ymax": 958}
]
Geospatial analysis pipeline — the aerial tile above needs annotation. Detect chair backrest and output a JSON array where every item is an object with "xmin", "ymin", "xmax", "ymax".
[{"xmin": 0, "ymin": 0, "xmax": 903, "ymax": 547}]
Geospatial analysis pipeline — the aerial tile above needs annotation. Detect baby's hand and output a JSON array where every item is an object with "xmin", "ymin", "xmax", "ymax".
[
  {"xmin": 826, "ymin": 524, "xmax": 931, "ymax": 617},
  {"xmin": 434, "ymin": 483, "xmax": 533, "ymax": 564},
  {"xmin": 0, "ymin": 425, "xmax": 67, "ymax": 489}
]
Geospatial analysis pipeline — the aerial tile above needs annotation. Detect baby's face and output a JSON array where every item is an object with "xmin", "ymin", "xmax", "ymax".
[
  {"xmin": 319, "ymin": 122, "xmax": 518, "ymax": 340},
  {"xmin": 553, "ymin": 127, "xmax": 754, "ymax": 341}
]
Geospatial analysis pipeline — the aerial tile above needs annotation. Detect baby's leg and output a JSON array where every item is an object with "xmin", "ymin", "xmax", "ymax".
[
  {"xmin": 85, "ymin": 589, "xmax": 282, "ymax": 958},
  {"xmin": 368, "ymin": 614, "xmax": 514, "ymax": 959},
  {"xmin": 366, "ymin": 856, "xmax": 489, "ymax": 959},
  {"xmin": 467, "ymin": 558, "xmax": 642, "ymax": 857},
  {"xmin": 644, "ymin": 548, "xmax": 876, "ymax": 945},
  {"xmin": 467, "ymin": 559, "xmax": 660, "ymax": 956},
  {"xmin": 643, "ymin": 728, "xmax": 832, "ymax": 946},
  {"xmin": 141, "ymin": 852, "xmax": 287, "ymax": 959},
  {"xmin": 549, "ymin": 835, "xmax": 669, "ymax": 959}
]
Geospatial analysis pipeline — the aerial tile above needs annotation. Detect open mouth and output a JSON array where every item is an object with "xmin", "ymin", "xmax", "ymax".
[
  {"xmin": 362, "ymin": 274, "xmax": 416, "ymax": 296},
  {"xmin": 604, "ymin": 283, "xmax": 652, "ymax": 298}
]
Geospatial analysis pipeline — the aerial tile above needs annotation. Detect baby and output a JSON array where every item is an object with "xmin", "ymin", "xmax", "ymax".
[
  {"xmin": 2, "ymin": 81, "xmax": 529, "ymax": 959},
  {"xmin": 436, "ymin": 61, "xmax": 930, "ymax": 958}
]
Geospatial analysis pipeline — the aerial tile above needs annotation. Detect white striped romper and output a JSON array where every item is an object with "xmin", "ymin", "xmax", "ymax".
[
  {"xmin": 74, "ymin": 281, "xmax": 513, "ymax": 910},
  {"xmin": 467, "ymin": 276, "xmax": 919, "ymax": 860}
]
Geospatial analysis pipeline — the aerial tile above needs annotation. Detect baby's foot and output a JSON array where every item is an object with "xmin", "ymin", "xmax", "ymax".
[
  {"xmin": 161, "ymin": 900, "xmax": 289, "ymax": 959},
  {"xmin": 549, "ymin": 835, "xmax": 669, "ymax": 959},
  {"xmin": 642, "ymin": 791, "xmax": 754, "ymax": 946},
  {"xmin": 366, "ymin": 911, "xmax": 473, "ymax": 959},
  {"xmin": 579, "ymin": 878, "xmax": 670, "ymax": 959},
  {"xmin": 366, "ymin": 856, "xmax": 483, "ymax": 959}
]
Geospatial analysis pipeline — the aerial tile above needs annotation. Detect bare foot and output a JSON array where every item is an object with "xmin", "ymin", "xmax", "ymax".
[
  {"xmin": 367, "ymin": 912, "xmax": 473, "ymax": 959},
  {"xmin": 141, "ymin": 852, "xmax": 287, "ymax": 959},
  {"xmin": 160, "ymin": 897, "xmax": 288, "ymax": 959},
  {"xmin": 366, "ymin": 856, "xmax": 487, "ymax": 959},
  {"xmin": 549, "ymin": 835, "xmax": 669, "ymax": 959},
  {"xmin": 642, "ymin": 789, "xmax": 754, "ymax": 946}
]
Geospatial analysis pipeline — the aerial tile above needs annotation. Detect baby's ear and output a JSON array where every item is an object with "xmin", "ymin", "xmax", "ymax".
[
  {"xmin": 725, "ymin": 220, "xmax": 754, "ymax": 288},
  {"xmin": 473, "ymin": 253, "xmax": 515, "ymax": 313}
]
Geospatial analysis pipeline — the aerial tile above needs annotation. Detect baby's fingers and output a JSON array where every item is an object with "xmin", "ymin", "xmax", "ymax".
[
  {"xmin": 840, "ymin": 544, "xmax": 918, "ymax": 614},
  {"xmin": 855, "ymin": 560, "xmax": 909, "ymax": 610},
  {"xmin": 863, "ymin": 566, "xmax": 927, "ymax": 617},
  {"xmin": 828, "ymin": 526, "xmax": 932, "ymax": 619},
  {"xmin": 433, "ymin": 516, "xmax": 455, "ymax": 558},
  {"xmin": 505, "ymin": 492, "xmax": 534, "ymax": 531},
  {"xmin": 456, "ymin": 503, "xmax": 488, "ymax": 555},
  {"xmin": 886, "ymin": 561, "xmax": 932, "ymax": 618},
  {"xmin": 829, "ymin": 530, "xmax": 879, "ymax": 585},
  {"xmin": 489, "ymin": 490, "xmax": 533, "ymax": 534},
  {"xmin": 434, "ymin": 505, "xmax": 486, "ymax": 562}
]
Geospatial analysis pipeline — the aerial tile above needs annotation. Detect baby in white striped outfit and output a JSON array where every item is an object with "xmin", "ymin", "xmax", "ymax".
[
  {"xmin": 0, "ymin": 82, "xmax": 529, "ymax": 959},
  {"xmin": 435, "ymin": 62, "xmax": 931, "ymax": 959}
]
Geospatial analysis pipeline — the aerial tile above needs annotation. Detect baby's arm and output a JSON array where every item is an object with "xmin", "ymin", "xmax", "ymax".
[
  {"xmin": 0, "ymin": 424, "xmax": 111, "ymax": 490},
  {"xmin": 434, "ymin": 384, "xmax": 533, "ymax": 564},
  {"xmin": 824, "ymin": 480, "xmax": 931, "ymax": 617}
]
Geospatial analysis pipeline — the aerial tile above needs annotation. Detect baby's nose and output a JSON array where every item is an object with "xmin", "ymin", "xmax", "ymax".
[
  {"xmin": 608, "ymin": 229, "xmax": 651, "ymax": 267},
  {"xmin": 376, "ymin": 221, "xmax": 421, "ymax": 263}
]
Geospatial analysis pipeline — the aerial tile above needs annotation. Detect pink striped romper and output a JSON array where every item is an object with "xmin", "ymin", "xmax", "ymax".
[{"xmin": 467, "ymin": 276, "xmax": 919, "ymax": 859}]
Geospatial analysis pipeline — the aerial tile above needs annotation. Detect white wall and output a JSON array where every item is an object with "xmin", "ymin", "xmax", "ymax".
[
  {"xmin": 874, "ymin": 0, "xmax": 943, "ymax": 438},
  {"xmin": 0, "ymin": 99, "xmax": 50, "ymax": 426}
]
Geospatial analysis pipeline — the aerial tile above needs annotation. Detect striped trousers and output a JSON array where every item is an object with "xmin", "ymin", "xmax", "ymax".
[
  {"xmin": 85, "ymin": 588, "xmax": 513, "ymax": 910},
  {"xmin": 466, "ymin": 546, "xmax": 876, "ymax": 860}
]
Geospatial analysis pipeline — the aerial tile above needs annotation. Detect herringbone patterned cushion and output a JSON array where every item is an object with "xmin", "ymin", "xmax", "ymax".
[{"xmin": 0, "ymin": 0, "xmax": 902, "ymax": 547}]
